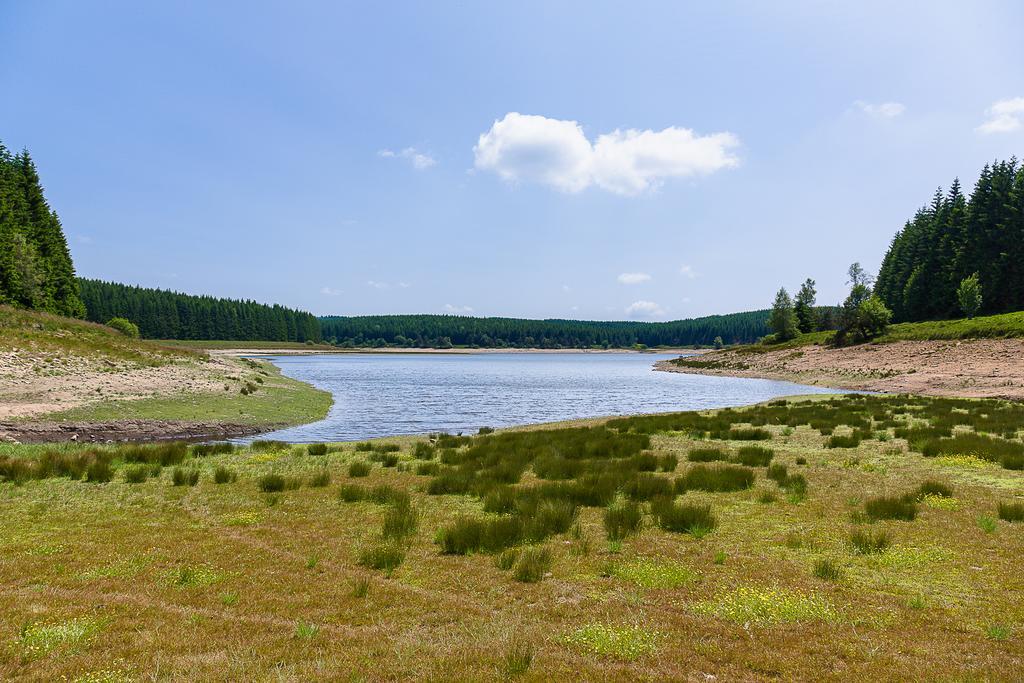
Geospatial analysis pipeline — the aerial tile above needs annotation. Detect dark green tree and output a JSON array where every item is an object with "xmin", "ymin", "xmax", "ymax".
[
  {"xmin": 794, "ymin": 278, "xmax": 818, "ymax": 333},
  {"xmin": 769, "ymin": 288, "xmax": 798, "ymax": 342}
]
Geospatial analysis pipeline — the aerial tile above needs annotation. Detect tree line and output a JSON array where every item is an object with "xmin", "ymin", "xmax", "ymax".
[
  {"xmin": 875, "ymin": 158, "xmax": 1023, "ymax": 322},
  {"xmin": 78, "ymin": 278, "xmax": 321, "ymax": 342},
  {"xmin": 318, "ymin": 311, "xmax": 773, "ymax": 349},
  {"xmin": 0, "ymin": 142, "xmax": 84, "ymax": 318}
]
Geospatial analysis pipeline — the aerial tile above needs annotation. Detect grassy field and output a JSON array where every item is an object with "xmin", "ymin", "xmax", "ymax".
[
  {"xmin": 2, "ymin": 395, "xmax": 1023, "ymax": 680},
  {"xmin": 743, "ymin": 310, "xmax": 1024, "ymax": 352},
  {"xmin": 0, "ymin": 305, "xmax": 198, "ymax": 366}
]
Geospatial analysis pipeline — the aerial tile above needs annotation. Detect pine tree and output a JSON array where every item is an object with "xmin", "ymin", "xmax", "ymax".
[
  {"xmin": 794, "ymin": 278, "xmax": 818, "ymax": 333},
  {"xmin": 769, "ymin": 288, "xmax": 798, "ymax": 341}
]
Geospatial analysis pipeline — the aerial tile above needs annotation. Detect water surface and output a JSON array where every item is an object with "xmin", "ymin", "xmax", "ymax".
[{"xmin": 252, "ymin": 352, "xmax": 841, "ymax": 443}]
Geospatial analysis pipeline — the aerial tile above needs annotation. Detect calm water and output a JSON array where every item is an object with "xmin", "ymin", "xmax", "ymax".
[{"xmin": 248, "ymin": 352, "xmax": 842, "ymax": 443}]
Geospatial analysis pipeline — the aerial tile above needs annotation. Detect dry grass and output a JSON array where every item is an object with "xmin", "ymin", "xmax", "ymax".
[{"xmin": 1, "ymin": 396, "xmax": 1023, "ymax": 679}]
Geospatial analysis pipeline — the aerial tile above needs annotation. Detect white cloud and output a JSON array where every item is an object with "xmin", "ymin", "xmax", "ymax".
[
  {"xmin": 320, "ymin": 286, "xmax": 343, "ymax": 296},
  {"xmin": 444, "ymin": 304, "xmax": 474, "ymax": 314},
  {"xmin": 625, "ymin": 300, "xmax": 666, "ymax": 318},
  {"xmin": 617, "ymin": 272, "xmax": 651, "ymax": 285},
  {"xmin": 473, "ymin": 112, "xmax": 739, "ymax": 196},
  {"xmin": 977, "ymin": 97, "xmax": 1024, "ymax": 134},
  {"xmin": 378, "ymin": 146, "xmax": 437, "ymax": 169},
  {"xmin": 854, "ymin": 101, "xmax": 905, "ymax": 119},
  {"xmin": 679, "ymin": 264, "xmax": 697, "ymax": 279}
]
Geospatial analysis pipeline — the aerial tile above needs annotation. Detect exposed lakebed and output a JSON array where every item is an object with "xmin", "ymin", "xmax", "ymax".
[{"xmin": 248, "ymin": 352, "xmax": 843, "ymax": 443}]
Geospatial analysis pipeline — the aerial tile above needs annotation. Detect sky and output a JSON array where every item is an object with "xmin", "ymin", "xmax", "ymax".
[{"xmin": 1, "ymin": 1, "xmax": 1023, "ymax": 320}]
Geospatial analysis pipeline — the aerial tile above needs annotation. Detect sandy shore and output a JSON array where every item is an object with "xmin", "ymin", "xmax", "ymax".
[
  {"xmin": 655, "ymin": 339, "xmax": 1024, "ymax": 400},
  {"xmin": 0, "ymin": 419, "xmax": 272, "ymax": 444}
]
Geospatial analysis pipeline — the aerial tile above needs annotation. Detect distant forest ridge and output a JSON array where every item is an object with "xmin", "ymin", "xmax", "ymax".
[
  {"xmin": 78, "ymin": 278, "xmax": 321, "ymax": 342},
  {"xmin": 317, "ymin": 311, "xmax": 775, "ymax": 348}
]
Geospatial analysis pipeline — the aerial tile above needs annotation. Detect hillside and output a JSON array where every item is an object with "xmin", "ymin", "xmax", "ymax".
[
  {"xmin": 657, "ymin": 311, "xmax": 1024, "ymax": 399},
  {"xmin": 0, "ymin": 306, "xmax": 330, "ymax": 441}
]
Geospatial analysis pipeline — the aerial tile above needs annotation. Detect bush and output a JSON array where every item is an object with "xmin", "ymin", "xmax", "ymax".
[
  {"xmin": 358, "ymin": 543, "xmax": 405, "ymax": 573},
  {"xmin": 369, "ymin": 485, "xmax": 407, "ymax": 506},
  {"xmin": 864, "ymin": 495, "xmax": 917, "ymax": 521},
  {"xmin": 483, "ymin": 486, "xmax": 517, "ymax": 514},
  {"xmin": 812, "ymin": 558, "xmax": 843, "ymax": 582},
  {"xmin": 258, "ymin": 473, "xmax": 286, "ymax": 493},
  {"xmin": 677, "ymin": 464, "xmax": 755, "ymax": 493},
  {"xmin": 354, "ymin": 442, "xmax": 374, "ymax": 452},
  {"xmin": 348, "ymin": 461, "xmax": 371, "ymax": 477},
  {"xmin": 307, "ymin": 443, "xmax": 328, "ymax": 456},
  {"xmin": 513, "ymin": 546, "xmax": 553, "ymax": 583},
  {"xmin": 997, "ymin": 502, "xmax": 1024, "ymax": 522},
  {"xmin": 414, "ymin": 461, "xmax": 440, "ymax": 476},
  {"xmin": 727, "ymin": 428, "xmax": 771, "ymax": 441},
  {"xmin": 734, "ymin": 446, "xmax": 773, "ymax": 467},
  {"xmin": 308, "ymin": 469, "xmax": 331, "ymax": 488},
  {"xmin": 338, "ymin": 484, "xmax": 365, "ymax": 502},
  {"xmin": 651, "ymin": 499, "xmax": 716, "ymax": 536},
  {"xmin": 85, "ymin": 456, "xmax": 114, "ymax": 483},
  {"xmin": 766, "ymin": 463, "xmax": 788, "ymax": 483},
  {"xmin": 379, "ymin": 453, "xmax": 399, "ymax": 468},
  {"xmin": 826, "ymin": 434, "xmax": 861, "ymax": 449},
  {"xmin": 688, "ymin": 448, "xmax": 729, "ymax": 463},
  {"xmin": 495, "ymin": 548, "xmax": 518, "ymax": 571},
  {"xmin": 915, "ymin": 480, "xmax": 953, "ymax": 499},
  {"xmin": 623, "ymin": 473, "xmax": 674, "ymax": 501},
  {"xmin": 381, "ymin": 500, "xmax": 419, "ymax": 540},
  {"xmin": 603, "ymin": 499, "xmax": 643, "ymax": 541},
  {"xmin": 106, "ymin": 317, "xmax": 139, "ymax": 338},
  {"xmin": 413, "ymin": 442, "xmax": 435, "ymax": 460},
  {"xmin": 213, "ymin": 466, "xmax": 237, "ymax": 484},
  {"xmin": 171, "ymin": 467, "xmax": 200, "ymax": 487},
  {"xmin": 526, "ymin": 499, "xmax": 578, "ymax": 540},
  {"xmin": 192, "ymin": 442, "xmax": 234, "ymax": 457},
  {"xmin": 850, "ymin": 528, "xmax": 890, "ymax": 554},
  {"xmin": 251, "ymin": 440, "xmax": 287, "ymax": 452},
  {"xmin": 657, "ymin": 453, "xmax": 678, "ymax": 472},
  {"xmin": 123, "ymin": 464, "xmax": 150, "ymax": 484}
]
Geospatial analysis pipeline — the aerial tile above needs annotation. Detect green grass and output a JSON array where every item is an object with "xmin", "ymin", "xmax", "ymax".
[
  {"xmin": 693, "ymin": 586, "xmax": 839, "ymax": 624},
  {"xmin": 564, "ymin": 624, "xmax": 660, "ymax": 660},
  {"xmin": 604, "ymin": 558, "xmax": 698, "ymax": 589}
]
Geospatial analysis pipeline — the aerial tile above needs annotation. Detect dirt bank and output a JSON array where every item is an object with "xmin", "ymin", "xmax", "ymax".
[
  {"xmin": 655, "ymin": 338, "xmax": 1024, "ymax": 399},
  {"xmin": 0, "ymin": 419, "xmax": 274, "ymax": 444}
]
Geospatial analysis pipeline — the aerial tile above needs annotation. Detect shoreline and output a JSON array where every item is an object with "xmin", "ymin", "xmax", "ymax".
[
  {"xmin": 653, "ymin": 338, "xmax": 1024, "ymax": 400},
  {"xmin": 209, "ymin": 347, "xmax": 712, "ymax": 357}
]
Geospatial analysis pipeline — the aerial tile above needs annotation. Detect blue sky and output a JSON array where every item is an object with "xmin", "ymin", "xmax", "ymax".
[{"xmin": 2, "ymin": 1, "xmax": 1022, "ymax": 319}]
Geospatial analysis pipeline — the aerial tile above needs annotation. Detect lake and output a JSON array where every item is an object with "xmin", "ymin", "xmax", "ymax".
[{"xmin": 248, "ymin": 352, "xmax": 843, "ymax": 443}]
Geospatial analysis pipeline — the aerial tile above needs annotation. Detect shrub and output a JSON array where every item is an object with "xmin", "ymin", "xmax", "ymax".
[
  {"xmin": 354, "ymin": 442, "xmax": 373, "ymax": 452},
  {"xmin": 379, "ymin": 453, "xmax": 399, "ymax": 468},
  {"xmin": 623, "ymin": 473, "xmax": 674, "ymax": 501},
  {"xmin": 192, "ymin": 442, "xmax": 234, "ymax": 457},
  {"xmin": 413, "ymin": 442, "xmax": 435, "ymax": 460},
  {"xmin": 734, "ymin": 446, "xmax": 773, "ymax": 467},
  {"xmin": 864, "ymin": 495, "xmax": 917, "ymax": 521},
  {"xmin": 172, "ymin": 467, "xmax": 200, "ymax": 487},
  {"xmin": 348, "ymin": 460, "xmax": 371, "ymax": 477},
  {"xmin": 766, "ymin": 463, "xmax": 788, "ymax": 484},
  {"xmin": 483, "ymin": 486, "xmax": 517, "ymax": 514},
  {"xmin": 338, "ymin": 484, "xmax": 365, "ymax": 502},
  {"xmin": 213, "ymin": 466, "xmax": 237, "ymax": 484},
  {"xmin": 258, "ymin": 473, "xmax": 286, "ymax": 493},
  {"xmin": 351, "ymin": 577, "xmax": 370, "ymax": 598},
  {"xmin": 812, "ymin": 558, "xmax": 843, "ymax": 582},
  {"xmin": 795, "ymin": 456, "xmax": 807, "ymax": 465},
  {"xmin": 414, "ymin": 461, "xmax": 440, "ymax": 476},
  {"xmin": 495, "ymin": 548, "xmax": 518, "ymax": 571},
  {"xmin": 308, "ymin": 469, "xmax": 331, "ymax": 488},
  {"xmin": 106, "ymin": 317, "xmax": 139, "ymax": 338},
  {"xmin": 381, "ymin": 501, "xmax": 419, "ymax": 540},
  {"xmin": 307, "ymin": 443, "xmax": 328, "ymax": 456},
  {"xmin": 727, "ymin": 427, "xmax": 771, "ymax": 441},
  {"xmin": 997, "ymin": 502, "xmax": 1024, "ymax": 522},
  {"xmin": 85, "ymin": 456, "xmax": 114, "ymax": 483},
  {"xmin": 369, "ymin": 485, "xmax": 407, "ymax": 506},
  {"xmin": 513, "ymin": 546, "xmax": 553, "ymax": 583},
  {"xmin": 437, "ymin": 518, "xmax": 485, "ymax": 555},
  {"xmin": 826, "ymin": 434, "xmax": 861, "ymax": 449},
  {"xmin": 123, "ymin": 465, "xmax": 150, "ymax": 484},
  {"xmin": 358, "ymin": 543, "xmax": 405, "ymax": 573},
  {"xmin": 603, "ymin": 499, "xmax": 643, "ymax": 541},
  {"xmin": 478, "ymin": 426, "xmax": 495, "ymax": 435},
  {"xmin": 915, "ymin": 480, "xmax": 953, "ymax": 499},
  {"xmin": 657, "ymin": 453, "xmax": 678, "ymax": 472},
  {"xmin": 251, "ymin": 440, "xmax": 287, "ymax": 452},
  {"xmin": 503, "ymin": 638, "xmax": 534, "ymax": 677},
  {"xmin": 688, "ymin": 448, "xmax": 729, "ymax": 463},
  {"xmin": 651, "ymin": 499, "xmax": 716, "ymax": 537},
  {"xmin": 527, "ymin": 500, "xmax": 578, "ymax": 540},
  {"xmin": 849, "ymin": 528, "xmax": 890, "ymax": 554},
  {"xmin": 677, "ymin": 464, "xmax": 754, "ymax": 493}
]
